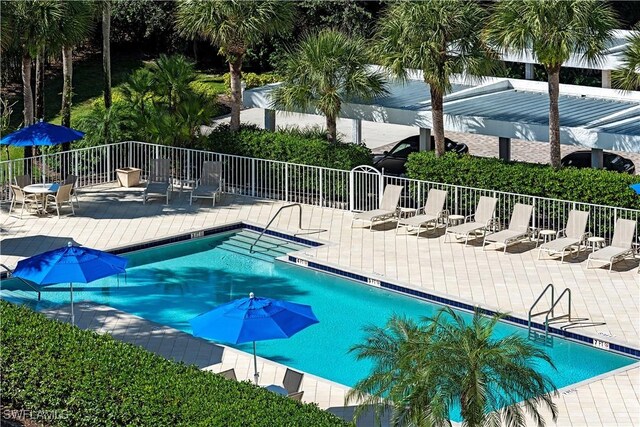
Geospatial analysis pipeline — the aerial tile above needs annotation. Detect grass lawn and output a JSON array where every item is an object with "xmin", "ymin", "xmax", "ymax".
[{"xmin": 3, "ymin": 54, "xmax": 227, "ymax": 161}]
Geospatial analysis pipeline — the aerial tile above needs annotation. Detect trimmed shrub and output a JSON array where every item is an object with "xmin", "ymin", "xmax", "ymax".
[
  {"xmin": 0, "ymin": 302, "xmax": 348, "ymax": 427},
  {"xmin": 406, "ymin": 152, "xmax": 640, "ymax": 210},
  {"xmin": 201, "ymin": 124, "xmax": 372, "ymax": 170},
  {"xmin": 222, "ymin": 72, "xmax": 282, "ymax": 91}
]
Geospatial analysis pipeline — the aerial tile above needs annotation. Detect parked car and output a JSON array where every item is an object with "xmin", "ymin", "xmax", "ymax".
[
  {"xmin": 373, "ymin": 135, "xmax": 468, "ymax": 176},
  {"xmin": 561, "ymin": 151, "xmax": 635, "ymax": 174}
]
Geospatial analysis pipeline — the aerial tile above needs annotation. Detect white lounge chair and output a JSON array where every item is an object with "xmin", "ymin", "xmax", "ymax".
[
  {"xmin": 537, "ymin": 210, "xmax": 590, "ymax": 262},
  {"xmin": 586, "ymin": 218, "xmax": 637, "ymax": 272},
  {"xmin": 444, "ymin": 196, "xmax": 497, "ymax": 246},
  {"xmin": 143, "ymin": 159, "xmax": 171, "ymax": 205},
  {"xmin": 482, "ymin": 203, "xmax": 533, "ymax": 252},
  {"xmin": 396, "ymin": 189, "xmax": 448, "ymax": 238},
  {"xmin": 190, "ymin": 161, "xmax": 222, "ymax": 206},
  {"xmin": 351, "ymin": 184, "xmax": 403, "ymax": 231}
]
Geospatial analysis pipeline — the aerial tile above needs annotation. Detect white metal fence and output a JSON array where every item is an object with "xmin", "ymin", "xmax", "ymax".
[{"xmin": 1, "ymin": 141, "xmax": 638, "ymax": 242}]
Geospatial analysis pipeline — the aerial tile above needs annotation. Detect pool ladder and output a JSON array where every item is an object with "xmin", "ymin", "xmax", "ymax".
[
  {"xmin": 0, "ymin": 263, "xmax": 41, "ymax": 301},
  {"xmin": 249, "ymin": 203, "xmax": 303, "ymax": 253},
  {"xmin": 528, "ymin": 283, "xmax": 572, "ymax": 346}
]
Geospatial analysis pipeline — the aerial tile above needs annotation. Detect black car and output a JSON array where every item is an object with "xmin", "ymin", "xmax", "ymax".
[
  {"xmin": 373, "ymin": 135, "xmax": 468, "ymax": 176},
  {"xmin": 561, "ymin": 151, "xmax": 635, "ymax": 174}
]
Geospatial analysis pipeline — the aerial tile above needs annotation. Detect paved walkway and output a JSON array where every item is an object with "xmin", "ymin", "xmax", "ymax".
[{"xmin": 1, "ymin": 186, "xmax": 638, "ymax": 426}]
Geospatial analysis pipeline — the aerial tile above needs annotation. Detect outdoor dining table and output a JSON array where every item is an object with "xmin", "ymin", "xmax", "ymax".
[
  {"xmin": 23, "ymin": 183, "xmax": 59, "ymax": 214},
  {"xmin": 264, "ymin": 385, "xmax": 288, "ymax": 396}
]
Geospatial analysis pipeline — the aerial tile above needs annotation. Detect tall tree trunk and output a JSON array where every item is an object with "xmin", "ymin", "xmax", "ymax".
[
  {"xmin": 61, "ymin": 46, "xmax": 73, "ymax": 156},
  {"xmin": 35, "ymin": 51, "xmax": 45, "ymax": 121},
  {"xmin": 229, "ymin": 55, "xmax": 243, "ymax": 132},
  {"xmin": 430, "ymin": 86, "xmax": 445, "ymax": 157},
  {"xmin": 22, "ymin": 54, "xmax": 34, "ymax": 168},
  {"xmin": 102, "ymin": 0, "xmax": 112, "ymax": 109},
  {"xmin": 547, "ymin": 66, "xmax": 561, "ymax": 169},
  {"xmin": 325, "ymin": 115, "xmax": 337, "ymax": 144}
]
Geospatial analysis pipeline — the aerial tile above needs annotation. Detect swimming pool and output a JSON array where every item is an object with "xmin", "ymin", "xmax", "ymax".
[{"xmin": 2, "ymin": 230, "xmax": 636, "ymax": 402}]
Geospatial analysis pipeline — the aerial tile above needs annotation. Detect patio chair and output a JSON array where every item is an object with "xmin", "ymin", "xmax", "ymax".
[
  {"xmin": 444, "ymin": 196, "xmax": 498, "ymax": 246},
  {"xmin": 9, "ymin": 184, "xmax": 40, "ymax": 218},
  {"xmin": 287, "ymin": 391, "xmax": 304, "ymax": 401},
  {"xmin": 190, "ymin": 161, "xmax": 222, "ymax": 206},
  {"xmin": 218, "ymin": 368, "xmax": 237, "ymax": 381},
  {"xmin": 143, "ymin": 159, "xmax": 171, "ymax": 205},
  {"xmin": 62, "ymin": 174, "xmax": 80, "ymax": 207},
  {"xmin": 351, "ymin": 184, "xmax": 403, "ymax": 231},
  {"xmin": 482, "ymin": 203, "xmax": 534, "ymax": 253},
  {"xmin": 14, "ymin": 174, "xmax": 31, "ymax": 189},
  {"xmin": 537, "ymin": 210, "xmax": 590, "ymax": 262},
  {"xmin": 396, "ymin": 189, "xmax": 448, "ymax": 238},
  {"xmin": 283, "ymin": 368, "xmax": 304, "ymax": 394},
  {"xmin": 46, "ymin": 184, "xmax": 75, "ymax": 217},
  {"xmin": 586, "ymin": 218, "xmax": 637, "ymax": 271}
]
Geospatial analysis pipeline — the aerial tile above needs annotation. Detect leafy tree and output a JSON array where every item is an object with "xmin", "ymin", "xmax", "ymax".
[
  {"xmin": 613, "ymin": 25, "xmax": 640, "ymax": 90},
  {"xmin": 347, "ymin": 308, "xmax": 558, "ymax": 427},
  {"xmin": 272, "ymin": 29, "xmax": 387, "ymax": 143},
  {"xmin": 175, "ymin": 0, "xmax": 295, "ymax": 131},
  {"xmin": 485, "ymin": 0, "xmax": 618, "ymax": 168},
  {"xmin": 374, "ymin": 0, "xmax": 496, "ymax": 157}
]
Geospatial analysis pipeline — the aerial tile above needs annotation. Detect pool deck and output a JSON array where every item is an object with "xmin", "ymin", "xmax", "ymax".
[{"xmin": 1, "ymin": 184, "xmax": 639, "ymax": 426}]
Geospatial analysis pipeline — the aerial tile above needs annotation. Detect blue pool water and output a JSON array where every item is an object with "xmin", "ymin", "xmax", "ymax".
[{"xmin": 2, "ymin": 231, "xmax": 636, "ymax": 407}]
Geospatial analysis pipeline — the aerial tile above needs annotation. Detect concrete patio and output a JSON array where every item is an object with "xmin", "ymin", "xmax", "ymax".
[{"xmin": 1, "ymin": 184, "xmax": 638, "ymax": 426}]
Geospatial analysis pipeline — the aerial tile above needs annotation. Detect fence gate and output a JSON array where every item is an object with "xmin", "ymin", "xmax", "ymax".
[{"xmin": 349, "ymin": 165, "xmax": 383, "ymax": 212}]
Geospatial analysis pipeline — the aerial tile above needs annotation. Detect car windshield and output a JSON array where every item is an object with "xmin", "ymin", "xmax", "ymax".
[{"xmin": 390, "ymin": 142, "xmax": 414, "ymax": 157}]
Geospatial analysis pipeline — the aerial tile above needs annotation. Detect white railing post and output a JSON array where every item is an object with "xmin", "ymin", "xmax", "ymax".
[
  {"xmin": 284, "ymin": 163, "xmax": 289, "ymax": 202},
  {"xmin": 251, "ymin": 158, "xmax": 256, "ymax": 197},
  {"xmin": 318, "ymin": 168, "xmax": 323, "ymax": 207},
  {"xmin": 454, "ymin": 186, "xmax": 459, "ymax": 215},
  {"xmin": 349, "ymin": 169, "xmax": 354, "ymax": 212},
  {"xmin": 107, "ymin": 147, "xmax": 112, "ymax": 182}
]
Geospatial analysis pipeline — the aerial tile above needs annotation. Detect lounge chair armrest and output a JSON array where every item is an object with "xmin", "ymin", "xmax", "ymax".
[
  {"xmin": 440, "ymin": 209, "xmax": 450, "ymax": 220},
  {"xmin": 557, "ymin": 228, "xmax": 566, "ymax": 238},
  {"xmin": 464, "ymin": 214, "xmax": 474, "ymax": 222},
  {"xmin": 486, "ymin": 217, "xmax": 500, "ymax": 231}
]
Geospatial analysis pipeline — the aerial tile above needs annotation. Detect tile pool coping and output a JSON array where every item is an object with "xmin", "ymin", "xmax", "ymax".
[{"xmin": 4, "ymin": 220, "xmax": 639, "ymax": 361}]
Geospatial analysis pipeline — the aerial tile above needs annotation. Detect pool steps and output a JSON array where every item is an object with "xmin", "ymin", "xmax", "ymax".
[{"xmin": 216, "ymin": 230, "xmax": 306, "ymax": 261}]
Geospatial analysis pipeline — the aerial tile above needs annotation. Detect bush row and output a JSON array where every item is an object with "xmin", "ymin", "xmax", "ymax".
[
  {"xmin": 406, "ymin": 152, "xmax": 640, "ymax": 210},
  {"xmin": 200, "ymin": 124, "xmax": 373, "ymax": 170},
  {"xmin": 0, "ymin": 302, "xmax": 348, "ymax": 427}
]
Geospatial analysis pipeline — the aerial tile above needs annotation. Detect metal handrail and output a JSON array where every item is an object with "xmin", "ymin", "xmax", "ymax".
[
  {"xmin": 0, "ymin": 263, "xmax": 41, "ymax": 301},
  {"xmin": 249, "ymin": 203, "xmax": 303, "ymax": 253},
  {"xmin": 528, "ymin": 283, "xmax": 572, "ymax": 345}
]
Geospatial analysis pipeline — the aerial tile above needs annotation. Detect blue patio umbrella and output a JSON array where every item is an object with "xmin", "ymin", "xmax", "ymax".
[
  {"xmin": 190, "ymin": 292, "xmax": 319, "ymax": 384},
  {"xmin": 630, "ymin": 183, "xmax": 640, "ymax": 195},
  {"xmin": 0, "ymin": 120, "xmax": 85, "ymax": 147},
  {"xmin": 12, "ymin": 242, "xmax": 127, "ymax": 325}
]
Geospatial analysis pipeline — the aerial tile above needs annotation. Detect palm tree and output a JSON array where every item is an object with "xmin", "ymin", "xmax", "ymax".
[
  {"xmin": 374, "ymin": 0, "xmax": 496, "ymax": 157},
  {"xmin": 102, "ymin": 0, "xmax": 112, "ymax": 109},
  {"xmin": 58, "ymin": 1, "xmax": 94, "ymax": 131},
  {"xmin": 4, "ymin": 0, "xmax": 62, "ymax": 161},
  {"xmin": 175, "ymin": 0, "xmax": 295, "ymax": 131},
  {"xmin": 347, "ymin": 308, "xmax": 558, "ymax": 427},
  {"xmin": 613, "ymin": 25, "xmax": 640, "ymax": 91},
  {"xmin": 485, "ymin": 0, "xmax": 618, "ymax": 169},
  {"xmin": 271, "ymin": 29, "xmax": 387, "ymax": 143},
  {"xmin": 149, "ymin": 54, "xmax": 196, "ymax": 112}
]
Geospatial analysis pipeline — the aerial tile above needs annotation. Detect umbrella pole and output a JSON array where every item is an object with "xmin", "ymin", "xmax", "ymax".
[
  {"xmin": 70, "ymin": 282, "xmax": 74, "ymax": 326},
  {"xmin": 253, "ymin": 341, "xmax": 259, "ymax": 384}
]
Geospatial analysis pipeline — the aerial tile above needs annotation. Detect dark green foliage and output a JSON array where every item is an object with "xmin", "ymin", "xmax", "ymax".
[
  {"xmin": 202, "ymin": 124, "xmax": 373, "ymax": 170},
  {"xmin": 0, "ymin": 302, "xmax": 348, "ymax": 427},
  {"xmin": 406, "ymin": 152, "xmax": 640, "ymax": 209}
]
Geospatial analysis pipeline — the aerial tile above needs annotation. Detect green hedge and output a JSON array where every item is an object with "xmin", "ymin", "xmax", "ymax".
[
  {"xmin": 0, "ymin": 302, "xmax": 348, "ymax": 427},
  {"xmin": 201, "ymin": 124, "xmax": 372, "ymax": 170},
  {"xmin": 406, "ymin": 152, "xmax": 640, "ymax": 210}
]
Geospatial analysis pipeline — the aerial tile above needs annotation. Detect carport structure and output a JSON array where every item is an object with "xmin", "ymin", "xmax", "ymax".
[{"xmin": 243, "ymin": 72, "xmax": 640, "ymax": 168}]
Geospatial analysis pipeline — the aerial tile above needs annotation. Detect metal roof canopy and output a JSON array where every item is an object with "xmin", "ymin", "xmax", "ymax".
[
  {"xmin": 500, "ymin": 30, "xmax": 636, "ymax": 71},
  {"xmin": 244, "ymin": 71, "xmax": 640, "ymax": 153}
]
